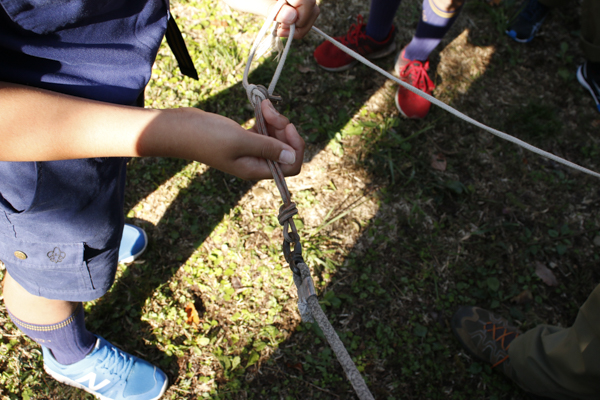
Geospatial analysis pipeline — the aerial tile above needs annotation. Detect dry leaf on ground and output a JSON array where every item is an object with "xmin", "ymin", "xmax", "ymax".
[
  {"xmin": 534, "ymin": 261, "xmax": 559, "ymax": 286},
  {"xmin": 511, "ymin": 290, "xmax": 533, "ymax": 304},
  {"xmin": 231, "ymin": 276, "xmax": 242, "ymax": 289},
  {"xmin": 298, "ymin": 65, "xmax": 314, "ymax": 73},
  {"xmin": 185, "ymin": 302, "xmax": 201, "ymax": 325},
  {"xmin": 431, "ymin": 153, "xmax": 447, "ymax": 171}
]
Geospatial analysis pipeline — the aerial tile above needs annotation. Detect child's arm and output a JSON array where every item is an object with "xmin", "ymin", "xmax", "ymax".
[
  {"xmin": 222, "ymin": 0, "xmax": 319, "ymax": 39},
  {"xmin": 0, "ymin": 82, "xmax": 303, "ymax": 180}
]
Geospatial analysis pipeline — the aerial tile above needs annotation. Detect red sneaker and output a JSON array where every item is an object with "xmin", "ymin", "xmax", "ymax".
[
  {"xmin": 313, "ymin": 16, "xmax": 396, "ymax": 72},
  {"xmin": 395, "ymin": 49, "xmax": 435, "ymax": 119}
]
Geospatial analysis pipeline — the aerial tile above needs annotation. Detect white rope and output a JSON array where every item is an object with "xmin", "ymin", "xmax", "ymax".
[
  {"xmin": 310, "ymin": 26, "xmax": 600, "ymax": 180},
  {"xmin": 243, "ymin": 9, "xmax": 376, "ymax": 400},
  {"xmin": 242, "ymin": 6, "xmax": 600, "ymax": 181},
  {"xmin": 243, "ymin": 0, "xmax": 294, "ymax": 102},
  {"xmin": 241, "ymin": 9, "xmax": 600, "ymax": 399}
]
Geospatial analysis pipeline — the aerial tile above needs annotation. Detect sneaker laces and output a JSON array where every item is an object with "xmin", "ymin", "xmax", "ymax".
[
  {"xmin": 484, "ymin": 322, "xmax": 519, "ymax": 367},
  {"xmin": 98, "ymin": 345, "xmax": 135, "ymax": 377},
  {"xmin": 400, "ymin": 60, "xmax": 434, "ymax": 93},
  {"xmin": 340, "ymin": 15, "xmax": 367, "ymax": 47}
]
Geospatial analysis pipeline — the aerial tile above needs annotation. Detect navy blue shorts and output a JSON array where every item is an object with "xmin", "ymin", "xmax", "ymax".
[
  {"xmin": 0, "ymin": 158, "xmax": 128, "ymax": 302},
  {"xmin": 0, "ymin": 0, "xmax": 166, "ymax": 301}
]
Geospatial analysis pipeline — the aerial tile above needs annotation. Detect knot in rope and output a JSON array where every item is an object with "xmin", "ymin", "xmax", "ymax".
[
  {"xmin": 278, "ymin": 202, "xmax": 298, "ymax": 227},
  {"xmin": 246, "ymin": 84, "xmax": 268, "ymax": 106},
  {"xmin": 241, "ymin": 7, "xmax": 377, "ymax": 399}
]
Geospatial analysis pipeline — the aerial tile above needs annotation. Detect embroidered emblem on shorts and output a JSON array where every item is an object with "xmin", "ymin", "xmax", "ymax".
[{"xmin": 48, "ymin": 247, "xmax": 66, "ymax": 263}]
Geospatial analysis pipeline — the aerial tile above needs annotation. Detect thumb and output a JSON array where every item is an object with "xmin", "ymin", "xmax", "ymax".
[{"xmin": 241, "ymin": 130, "xmax": 296, "ymax": 165}]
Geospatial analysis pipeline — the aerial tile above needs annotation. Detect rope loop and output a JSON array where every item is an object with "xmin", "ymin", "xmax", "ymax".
[
  {"xmin": 242, "ymin": 0, "xmax": 295, "ymax": 98},
  {"xmin": 246, "ymin": 84, "xmax": 268, "ymax": 105},
  {"xmin": 242, "ymin": 10, "xmax": 377, "ymax": 400},
  {"xmin": 278, "ymin": 202, "xmax": 298, "ymax": 226}
]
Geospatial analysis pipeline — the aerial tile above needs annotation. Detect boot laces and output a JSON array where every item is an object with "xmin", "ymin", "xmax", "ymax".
[{"xmin": 485, "ymin": 322, "xmax": 518, "ymax": 368}]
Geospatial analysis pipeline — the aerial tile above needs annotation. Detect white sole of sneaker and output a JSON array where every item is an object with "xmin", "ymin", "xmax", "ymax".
[
  {"xmin": 577, "ymin": 65, "xmax": 600, "ymax": 110},
  {"xmin": 44, "ymin": 364, "xmax": 168, "ymax": 400},
  {"xmin": 317, "ymin": 42, "xmax": 397, "ymax": 72},
  {"xmin": 394, "ymin": 86, "xmax": 408, "ymax": 118}
]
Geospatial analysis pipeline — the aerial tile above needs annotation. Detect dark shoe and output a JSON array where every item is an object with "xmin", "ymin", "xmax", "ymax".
[
  {"xmin": 451, "ymin": 306, "xmax": 520, "ymax": 377},
  {"xmin": 577, "ymin": 61, "xmax": 600, "ymax": 113},
  {"xmin": 313, "ymin": 15, "xmax": 396, "ymax": 72},
  {"xmin": 506, "ymin": 0, "xmax": 550, "ymax": 43}
]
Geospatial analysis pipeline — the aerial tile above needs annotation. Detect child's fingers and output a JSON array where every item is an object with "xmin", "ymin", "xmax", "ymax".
[
  {"xmin": 278, "ymin": 123, "xmax": 304, "ymax": 176},
  {"xmin": 275, "ymin": 0, "xmax": 319, "ymax": 39},
  {"xmin": 238, "ymin": 129, "xmax": 294, "ymax": 165},
  {"xmin": 260, "ymin": 99, "xmax": 289, "ymax": 133},
  {"xmin": 237, "ymin": 99, "xmax": 304, "ymax": 178},
  {"xmin": 286, "ymin": 0, "xmax": 319, "ymax": 33},
  {"xmin": 236, "ymin": 124, "xmax": 304, "ymax": 178},
  {"xmin": 275, "ymin": 5, "xmax": 297, "ymax": 26},
  {"xmin": 259, "ymin": 99, "xmax": 304, "ymax": 168}
]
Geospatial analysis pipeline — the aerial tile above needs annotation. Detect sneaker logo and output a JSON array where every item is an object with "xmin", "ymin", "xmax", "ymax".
[
  {"xmin": 47, "ymin": 247, "xmax": 66, "ymax": 263},
  {"xmin": 76, "ymin": 373, "xmax": 111, "ymax": 391}
]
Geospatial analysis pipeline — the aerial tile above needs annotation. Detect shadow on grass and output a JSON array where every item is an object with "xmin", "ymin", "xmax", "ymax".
[
  {"xmin": 84, "ymin": 0, "xmax": 600, "ymax": 399},
  {"xmin": 83, "ymin": 36, "xmax": 386, "ymax": 382}
]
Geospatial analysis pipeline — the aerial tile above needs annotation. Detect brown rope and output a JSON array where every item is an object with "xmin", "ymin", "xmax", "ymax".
[
  {"xmin": 246, "ymin": 82, "xmax": 375, "ymax": 400},
  {"xmin": 242, "ymin": 11, "xmax": 375, "ymax": 398}
]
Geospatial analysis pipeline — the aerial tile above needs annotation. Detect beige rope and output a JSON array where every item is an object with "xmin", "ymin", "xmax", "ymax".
[
  {"xmin": 310, "ymin": 26, "xmax": 600, "ymax": 180},
  {"xmin": 242, "ymin": 4, "xmax": 376, "ymax": 399},
  {"xmin": 241, "ymin": 4, "xmax": 599, "ymax": 399}
]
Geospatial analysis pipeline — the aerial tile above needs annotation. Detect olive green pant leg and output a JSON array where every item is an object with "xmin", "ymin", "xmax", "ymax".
[{"xmin": 507, "ymin": 284, "xmax": 600, "ymax": 400}]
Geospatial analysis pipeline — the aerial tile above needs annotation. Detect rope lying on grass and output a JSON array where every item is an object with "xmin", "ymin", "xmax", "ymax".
[
  {"xmin": 243, "ymin": 3, "xmax": 375, "ymax": 399},
  {"xmin": 245, "ymin": 2, "xmax": 600, "ymax": 180},
  {"xmin": 242, "ymin": 1, "xmax": 600, "ymax": 398},
  {"xmin": 310, "ymin": 26, "xmax": 600, "ymax": 180}
]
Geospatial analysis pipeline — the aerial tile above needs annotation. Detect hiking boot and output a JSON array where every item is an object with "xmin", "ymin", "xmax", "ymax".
[
  {"xmin": 313, "ymin": 15, "xmax": 396, "ymax": 72},
  {"xmin": 451, "ymin": 306, "xmax": 520, "ymax": 377},
  {"xmin": 43, "ymin": 336, "xmax": 168, "ymax": 400},
  {"xmin": 118, "ymin": 224, "xmax": 148, "ymax": 264},
  {"xmin": 394, "ymin": 49, "xmax": 435, "ymax": 119},
  {"xmin": 506, "ymin": 0, "xmax": 550, "ymax": 43},
  {"xmin": 577, "ymin": 61, "xmax": 600, "ymax": 113}
]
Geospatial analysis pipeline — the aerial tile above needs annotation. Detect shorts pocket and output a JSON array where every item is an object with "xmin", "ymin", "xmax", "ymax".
[{"xmin": 0, "ymin": 237, "xmax": 93, "ymax": 297}]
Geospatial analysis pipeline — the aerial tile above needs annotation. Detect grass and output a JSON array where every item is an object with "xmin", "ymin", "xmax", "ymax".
[{"xmin": 2, "ymin": 0, "xmax": 600, "ymax": 399}]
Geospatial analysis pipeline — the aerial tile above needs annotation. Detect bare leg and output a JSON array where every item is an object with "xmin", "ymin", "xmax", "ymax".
[{"xmin": 2, "ymin": 271, "xmax": 77, "ymax": 324}]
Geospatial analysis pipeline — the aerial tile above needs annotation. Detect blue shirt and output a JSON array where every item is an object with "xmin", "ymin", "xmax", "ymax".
[
  {"xmin": 0, "ymin": 0, "xmax": 168, "ymax": 301},
  {"xmin": 0, "ymin": 0, "xmax": 168, "ymax": 104}
]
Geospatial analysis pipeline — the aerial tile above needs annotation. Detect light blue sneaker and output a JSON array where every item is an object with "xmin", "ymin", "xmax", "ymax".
[
  {"xmin": 43, "ymin": 336, "xmax": 168, "ymax": 400},
  {"xmin": 118, "ymin": 224, "xmax": 148, "ymax": 264}
]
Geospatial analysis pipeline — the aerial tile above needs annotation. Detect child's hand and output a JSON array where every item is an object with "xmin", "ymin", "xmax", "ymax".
[
  {"xmin": 0, "ymin": 83, "xmax": 303, "ymax": 180},
  {"xmin": 222, "ymin": 0, "xmax": 319, "ymax": 39},
  {"xmin": 273, "ymin": 0, "xmax": 320, "ymax": 39},
  {"xmin": 237, "ymin": 99, "xmax": 305, "ymax": 180},
  {"xmin": 141, "ymin": 100, "xmax": 305, "ymax": 181}
]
